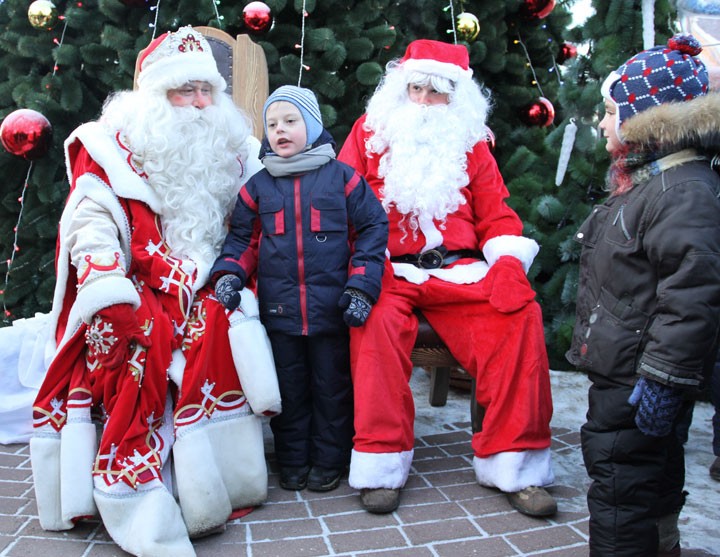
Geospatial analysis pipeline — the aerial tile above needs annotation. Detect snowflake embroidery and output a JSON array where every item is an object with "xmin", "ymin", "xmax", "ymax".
[{"xmin": 85, "ymin": 315, "xmax": 117, "ymax": 355}]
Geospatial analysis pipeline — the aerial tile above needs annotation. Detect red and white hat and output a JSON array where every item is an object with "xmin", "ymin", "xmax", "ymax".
[
  {"xmin": 400, "ymin": 39, "xmax": 473, "ymax": 82},
  {"xmin": 136, "ymin": 26, "xmax": 226, "ymax": 94}
]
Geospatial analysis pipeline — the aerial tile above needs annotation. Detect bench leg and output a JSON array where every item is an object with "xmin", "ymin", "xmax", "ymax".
[
  {"xmin": 428, "ymin": 366, "xmax": 451, "ymax": 407},
  {"xmin": 470, "ymin": 377, "xmax": 485, "ymax": 433}
]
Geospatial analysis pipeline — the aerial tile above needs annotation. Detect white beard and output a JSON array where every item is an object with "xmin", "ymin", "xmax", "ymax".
[
  {"xmin": 368, "ymin": 101, "xmax": 471, "ymax": 238},
  {"xmin": 102, "ymin": 92, "xmax": 250, "ymax": 269}
]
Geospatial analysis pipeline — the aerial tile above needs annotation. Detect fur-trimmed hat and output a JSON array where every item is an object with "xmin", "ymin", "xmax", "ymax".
[
  {"xmin": 601, "ymin": 34, "xmax": 709, "ymax": 140},
  {"xmin": 136, "ymin": 26, "xmax": 226, "ymax": 95},
  {"xmin": 263, "ymin": 85, "xmax": 323, "ymax": 146},
  {"xmin": 400, "ymin": 39, "xmax": 473, "ymax": 82}
]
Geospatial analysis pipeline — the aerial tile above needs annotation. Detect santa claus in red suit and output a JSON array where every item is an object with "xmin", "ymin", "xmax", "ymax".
[
  {"xmin": 338, "ymin": 39, "xmax": 556, "ymax": 517},
  {"xmin": 29, "ymin": 26, "xmax": 279, "ymax": 556}
]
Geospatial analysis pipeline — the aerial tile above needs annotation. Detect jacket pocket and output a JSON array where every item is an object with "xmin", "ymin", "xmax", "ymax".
[
  {"xmin": 310, "ymin": 194, "xmax": 347, "ymax": 233},
  {"xmin": 259, "ymin": 196, "xmax": 285, "ymax": 235},
  {"xmin": 577, "ymin": 287, "xmax": 650, "ymax": 383}
]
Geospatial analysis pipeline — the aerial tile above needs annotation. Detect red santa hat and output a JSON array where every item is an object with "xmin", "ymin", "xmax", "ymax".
[
  {"xmin": 400, "ymin": 39, "xmax": 473, "ymax": 82},
  {"xmin": 136, "ymin": 26, "xmax": 226, "ymax": 95}
]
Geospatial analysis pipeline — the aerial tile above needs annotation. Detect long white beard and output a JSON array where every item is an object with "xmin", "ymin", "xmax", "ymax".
[
  {"xmin": 369, "ymin": 101, "xmax": 471, "ymax": 238},
  {"xmin": 102, "ymin": 92, "xmax": 250, "ymax": 268}
]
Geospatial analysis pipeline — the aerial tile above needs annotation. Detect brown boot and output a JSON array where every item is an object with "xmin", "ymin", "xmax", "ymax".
[
  {"xmin": 710, "ymin": 456, "xmax": 720, "ymax": 481},
  {"xmin": 359, "ymin": 488, "xmax": 400, "ymax": 513},
  {"xmin": 506, "ymin": 486, "xmax": 557, "ymax": 517}
]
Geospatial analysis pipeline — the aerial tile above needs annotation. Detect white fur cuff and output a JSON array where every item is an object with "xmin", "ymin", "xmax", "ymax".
[
  {"xmin": 473, "ymin": 448, "xmax": 554, "ymax": 493},
  {"xmin": 75, "ymin": 275, "xmax": 140, "ymax": 323},
  {"xmin": 483, "ymin": 235, "xmax": 539, "ymax": 273},
  {"xmin": 348, "ymin": 449, "xmax": 414, "ymax": 490}
]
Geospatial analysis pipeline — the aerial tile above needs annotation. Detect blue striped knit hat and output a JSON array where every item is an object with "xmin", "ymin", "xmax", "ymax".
[
  {"xmin": 601, "ymin": 34, "xmax": 708, "ymax": 141},
  {"xmin": 263, "ymin": 85, "xmax": 323, "ymax": 146}
]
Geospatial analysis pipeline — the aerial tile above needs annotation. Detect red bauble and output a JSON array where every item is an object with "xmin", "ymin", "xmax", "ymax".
[
  {"xmin": 520, "ymin": 97, "xmax": 555, "ymax": 127},
  {"xmin": 519, "ymin": 0, "xmax": 556, "ymax": 20},
  {"xmin": 0, "ymin": 109, "xmax": 53, "ymax": 160},
  {"xmin": 243, "ymin": 1, "xmax": 273, "ymax": 35},
  {"xmin": 557, "ymin": 42, "xmax": 578, "ymax": 64}
]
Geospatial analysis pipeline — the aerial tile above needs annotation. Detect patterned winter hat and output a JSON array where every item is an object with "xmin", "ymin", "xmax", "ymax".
[
  {"xmin": 263, "ymin": 85, "xmax": 324, "ymax": 146},
  {"xmin": 601, "ymin": 34, "xmax": 708, "ymax": 139},
  {"xmin": 136, "ymin": 26, "xmax": 226, "ymax": 95}
]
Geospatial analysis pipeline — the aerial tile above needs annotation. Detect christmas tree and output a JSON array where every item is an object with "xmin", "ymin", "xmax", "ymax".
[{"xmin": 0, "ymin": 0, "xmax": 677, "ymax": 367}]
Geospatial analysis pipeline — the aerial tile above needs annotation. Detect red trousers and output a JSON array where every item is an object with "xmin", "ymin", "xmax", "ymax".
[{"xmin": 350, "ymin": 273, "xmax": 553, "ymax": 459}]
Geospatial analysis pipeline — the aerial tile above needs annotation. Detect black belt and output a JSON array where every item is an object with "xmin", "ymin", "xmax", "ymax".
[{"xmin": 390, "ymin": 247, "xmax": 484, "ymax": 269}]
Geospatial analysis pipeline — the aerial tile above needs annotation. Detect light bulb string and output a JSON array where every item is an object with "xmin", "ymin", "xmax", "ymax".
[
  {"xmin": 298, "ymin": 0, "xmax": 307, "ymax": 86},
  {"xmin": 2, "ymin": 163, "xmax": 33, "ymax": 322}
]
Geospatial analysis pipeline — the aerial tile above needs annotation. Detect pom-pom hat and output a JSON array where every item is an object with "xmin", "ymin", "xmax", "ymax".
[
  {"xmin": 263, "ymin": 85, "xmax": 324, "ymax": 146},
  {"xmin": 601, "ymin": 34, "xmax": 708, "ymax": 140},
  {"xmin": 136, "ymin": 26, "xmax": 226, "ymax": 95},
  {"xmin": 400, "ymin": 39, "xmax": 473, "ymax": 82}
]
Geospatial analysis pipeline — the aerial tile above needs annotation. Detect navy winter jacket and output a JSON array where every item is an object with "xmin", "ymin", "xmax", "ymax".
[{"xmin": 212, "ymin": 136, "xmax": 388, "ymax": 336}]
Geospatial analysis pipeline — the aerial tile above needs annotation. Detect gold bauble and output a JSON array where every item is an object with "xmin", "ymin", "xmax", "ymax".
[
  {"xmin": 456, "ymin": 12, "xmax": 480, "ymax": 43},
  {"xmin": 28, "ymin": 0, "xmax": 58, "ymax": 31}
]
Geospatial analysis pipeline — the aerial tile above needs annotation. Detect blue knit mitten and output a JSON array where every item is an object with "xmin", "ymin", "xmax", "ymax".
[
  {"xmin": 628, "ymin": 376, "xmax": 683, "ymax": 437},
  {"xmin": 338, "ymin": 288, "xmax": 373, "ymax": 327},
  {"xmin": 214, "ymin": 274, "xmax": 244, "ymax": 311}
]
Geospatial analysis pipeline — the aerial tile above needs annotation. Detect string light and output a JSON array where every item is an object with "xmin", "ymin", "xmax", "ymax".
[
  {"xmin": 297, "ymin": 0, "xmax": 307, "ymax": 86},
  {"xmin": 443, "ymin": 1, "xmax": 457, "ymax": 44},
  {"xmin": 515, "ymin": 32, "xmax": 546, "ymax": 98},
  {"xmin": 149, "ymin": 0, "xmax": 161, "ymax": 36},
  {"xmin": 51, "ymin": 15, "xmax": 68, "ymax": 76},
  {"xmin": 2, "ymin": 164, "xmax": 33, "ymax": 323}
]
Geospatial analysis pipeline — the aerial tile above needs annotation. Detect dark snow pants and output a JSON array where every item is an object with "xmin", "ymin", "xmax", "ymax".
[
  {"xmin": 268, "ymin": 331, "xmax": 354, "ymax": 470},
  {"xmin": 581, "ymin": 380, "xmax": 686, "ymax": 557}
]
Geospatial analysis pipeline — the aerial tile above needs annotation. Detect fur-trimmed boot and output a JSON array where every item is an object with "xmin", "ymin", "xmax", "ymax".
[
  {"xmin": 94, "ymin": 485, "xmax": 195, "ymax": 557},
  {"xmin": 30, "ymin": 434, "xmax": 73, "ymax": 531},
  {"xmin": 173, "ymin": 413, "xmax": 268, "ymax": 538}
]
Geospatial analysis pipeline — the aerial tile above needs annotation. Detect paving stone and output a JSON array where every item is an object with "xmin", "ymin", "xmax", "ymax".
[
  {"xmin": 507, "ymin": 524, "xmax": 586, "ymax": 553},
  {"xmin": 329, "ymin": 526, "xmax": 407, "ymax": 553},
  {"xmin": 433, "ymin": 536, "xmax": 518, "ymax": 557},
  {"xmin": 412, "ymin": 455, "xmax": 470, "ymax": 474},
  {"xmin": 250, "ymin": 517, "xmax": 323, "ymax": 541},
  {"xmin": 5, "ymin": 537, "xmax": 90, "ymax": 556},
  {"xmin": 395, "ymin": 501, "xmax": 466, "ymax": 524},
  {"xmin": 250, "ymin": 536, "xmax": 329, "ymax": 557},
  {"xmin": 323, "ymin": 510, "xmax": 399, "ymax": 533},
  {"xmin": 403, "ymin": 517, "xmax": 481, "ymax": 545}
]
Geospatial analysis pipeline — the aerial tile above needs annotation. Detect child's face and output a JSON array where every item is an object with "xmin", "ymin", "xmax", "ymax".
[
  {"xmin": 266, "ymin": 101, "xmax": 307, "ymax": 158},
  {"xmin": 407, "ymin": 83, "xmax": 450, "ymax": 106},
  {"xmin": 599, "ymin": 99, "xmax": 621, "ymax": 154},
  {"xmin": 166, "ymin": 81, "xmax": 213, "ymax": 109}
]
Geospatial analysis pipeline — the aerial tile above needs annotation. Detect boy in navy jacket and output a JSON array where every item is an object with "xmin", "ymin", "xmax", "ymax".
[{"xmin": 212, "ymin": 86, "xmax": 388, "ymax": 492}]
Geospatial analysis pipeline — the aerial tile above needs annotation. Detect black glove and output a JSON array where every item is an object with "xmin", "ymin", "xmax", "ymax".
[
  {"xmin": 628, "ymin": 376, "xmax": 683, "ymax": 437},
  {"xmin": 215, "ymin": 274, "xmax": 244, "ymax": 311},
  {"xmin": 338, "ymin": 288, "xmax": 373, "ymax": 327}
]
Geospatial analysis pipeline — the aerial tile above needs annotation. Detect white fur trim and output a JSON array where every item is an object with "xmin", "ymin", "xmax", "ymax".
[
  {"xmin": 138, "ymin": 54, "xmax": 225, "ymax": 96},
  {"xmin": 482, "ymin": 235, "xmax": 539, "ymax": 273},
  {"xmin": 65, "ymin": 123, "xmax": 164, "ymax": 214},
  {"xmin": 94, "ymin": 486, "xmax": 195, "ymax": 557},
  {"xmin": 348, "ymin": 449, "xmax": 414, "ymax": 490},
  {"xmin": 174, "ymin": 415, "xmax": 267, "ymax": 536},
  {"xmin": 472, "ymin": 448, "xmax": 555, "ymax": 493},
  {"xmin": 168, "ymin": 349, "xmax": 186, "ymax": 387},
  {"xmin": 391, "ymin": 260, "xmax": 489, "ymax": 285},
  {"xmin": 242, "ymin": 136, "xmax": 264, "ymax": 184},
  {"xmin": 60, "ymin": 412, "xmax": 98, "ymax": 522},
  {"xmin": 228, "ymin": 293, "xmax": 281, "ymax": 416},
  {"xmin": 403, "ymin": 58, "xmax": 473, "ymax": 82},
  {"xmin": 74, "ymin": 274, "xmax": 140, "ymax": 324},
  {"xmin": 418, "ymin": 214, "xmax": 443, "ymax": 252},
  {"xmin": 30, "ymin": 435, "xmax": 74, "ymax": 531}
]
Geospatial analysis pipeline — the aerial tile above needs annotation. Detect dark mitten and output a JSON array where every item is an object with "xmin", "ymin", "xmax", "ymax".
[
  {"xmin": 85, "ymin": 303, "xmax": 151, "ymax": 369},
  {"xmin": 628, "ymin": 376, "xmax": 684, "ymax": 437},
  {"xmin": 338, "ymin": 288, "xmax": 373, "ymax": 327},
  {"xmin": 215, "ymin": 274, "xmax": 244, "ymax": 311},
  {"xmin": 481, "ymin": 256, "xmax": 536, "ymax": 313}
]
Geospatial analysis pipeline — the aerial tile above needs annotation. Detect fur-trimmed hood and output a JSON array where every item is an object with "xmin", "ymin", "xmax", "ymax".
[{"xmin": 621, "ymin": 92, "xmax": 720, "ymax": 154}]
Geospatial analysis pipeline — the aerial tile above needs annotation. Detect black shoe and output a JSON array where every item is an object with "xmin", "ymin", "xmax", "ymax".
[
  {"xmin": 279, "ymin": 465, "xmax": 310, "ymax": 490},
  {"xmin": 307, "ymin": 466, "xmax": 343, "ymax": 492}
]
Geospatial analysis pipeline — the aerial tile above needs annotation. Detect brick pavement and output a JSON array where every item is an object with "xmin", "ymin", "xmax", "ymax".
[{"xmin": 1, "ymin": 375, "xmax": 718, "ymax": 556}]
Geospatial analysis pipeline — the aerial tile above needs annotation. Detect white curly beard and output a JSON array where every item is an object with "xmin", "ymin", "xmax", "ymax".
[
  {"xmin": 102, "ymin": 92, "xmax": 251, "ymax": 270},
  {"xmin": 370, "ymin": 101, "xmax": 469, "ymax": 238}
]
